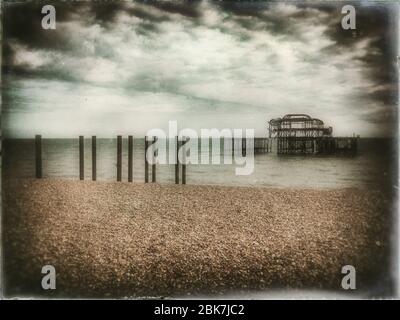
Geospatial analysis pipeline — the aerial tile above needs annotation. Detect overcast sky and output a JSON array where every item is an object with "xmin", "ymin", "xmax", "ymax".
[{"xmin": 2, "ymin": 1, "xmax": 398, "ymax": 138}]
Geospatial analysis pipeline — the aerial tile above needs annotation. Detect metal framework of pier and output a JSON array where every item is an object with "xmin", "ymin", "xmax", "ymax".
[{"xmin": 268, "ymin": 114, "xmax": 357, "ymax": 155}]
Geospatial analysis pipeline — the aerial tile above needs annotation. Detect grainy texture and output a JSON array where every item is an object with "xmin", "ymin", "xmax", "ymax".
[{"xmin": 2, "ymin": 179, "xmax": 392, "ymax": 298}]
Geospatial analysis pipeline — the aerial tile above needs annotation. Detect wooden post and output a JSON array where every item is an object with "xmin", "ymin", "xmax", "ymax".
[
  {"xmin": 221, "ymin": 136, "xmax": 224, "ymax": 159},
  {"xmin": 35, "ymin": 135, "xmax": 42, "ymax": 178},
  {"xmin": 152, "ymin": 136, "xmax": 157, "ymax": 183},
  {"xmin": 242, "ymin": 137, "xmax": 246, "ymax": 157},
  {"xmin": 117, "ymin": 135, "xmax": 122, "ymax": 181},
  {"xmin": 128, "ymin": 135, "xmax": 133, "ymax": 182},
  {"xmin": 182, "ymin": 137, "xmax": 187, "ymax": 185},
  {"xmin": 232, "ymin": 137, "xmax": 234, "ymax": 157},
  {"xmin": 92, "ymin": 136, "xmax": 96, "ymax": 181},
  {"xmin": 175, "ymin": 136, "xmax": 179, "ymax": 184},
  {"xmin": 79, "ymin": 136, "xmax": 84, "ymax": 180},
  {"xmin": 144, "ymin": 137, "xmax": 149, "ymax": 183},
  {"xmin": 355, "ymin": 136, "xmax": 359, "ymax": 153}
]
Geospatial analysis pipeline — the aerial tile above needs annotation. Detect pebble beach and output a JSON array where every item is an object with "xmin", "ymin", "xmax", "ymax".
[{"xmin": 2, "ymin": 179, "xmax": 392, "ymax": 298}]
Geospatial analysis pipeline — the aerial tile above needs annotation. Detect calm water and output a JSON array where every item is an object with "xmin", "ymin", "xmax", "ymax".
[{"xmin": 2, "ymin": 138, "xmax": 396, "ymax": 189}]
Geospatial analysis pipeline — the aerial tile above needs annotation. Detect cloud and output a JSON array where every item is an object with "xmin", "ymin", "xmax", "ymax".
[{"xmin": 1, "ymin": 1, "xmax": 398, "ymax": 137}]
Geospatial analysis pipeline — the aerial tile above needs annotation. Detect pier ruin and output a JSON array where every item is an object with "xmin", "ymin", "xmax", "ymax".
[{"xmin": 268, "ymin": 114, "xmax": 358, "ymax": 155}]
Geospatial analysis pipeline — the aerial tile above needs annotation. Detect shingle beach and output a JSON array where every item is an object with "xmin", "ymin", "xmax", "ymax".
[{"xmin": 2, "ymin": 179, "xmax": 392, "ymax": 298}]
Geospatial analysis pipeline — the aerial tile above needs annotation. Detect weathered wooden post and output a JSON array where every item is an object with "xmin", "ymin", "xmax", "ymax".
[
  {"xmin": 117, "ymin": 135, "xmax": 122, "ymax": 181},
  {"xmin": 92, "ymin": 136, "xmax": 96, "ymax": 181},
  {"xmin": 175, "ymin": 136, "xmax": 179, "ymax": 184},
  {"xmin": 144, "ymin": 136, "xmax": 149, "ymax": 183},
  {"xmin": 152, "ymin": 136, "xmax": 157, "ymax": 183},
  {"xmin": 79, "ymin": 136, "xmax": 84, "ymax": 180},
  {"xmin": 182, "ymin": 137, "xmax": 188, "ymax": 185},
  {"xmin": 35, "ymin": 135, "xmax": 42, "ymax": 178},
  {"xmin": 128, "ymin": 135, "xmax": 133, "ymax": 182},
  {"xmin": 355, "ymin": 136, "xmax": 359, "ymax": 154},
  {"xmin": 221, "ymin": 136, "xmax": 224, "ymax": 159},
  {"xmin": 242, "ymin": 137, "xmax": 246, "ymax": 157}
]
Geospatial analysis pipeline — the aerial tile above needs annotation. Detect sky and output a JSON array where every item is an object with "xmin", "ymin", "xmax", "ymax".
[{"xmin": 1, "ymin": 0, "xmax": 399, "ymax": 138}]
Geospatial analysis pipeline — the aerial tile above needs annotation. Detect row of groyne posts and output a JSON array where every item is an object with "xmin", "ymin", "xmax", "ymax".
[
  {"xmin": 34, "ymin": 135, "xmax": 189, "ymax": 184},
  {"xmin": 34, "ymin": 135, "xmax": 270, "ymax": 183}
]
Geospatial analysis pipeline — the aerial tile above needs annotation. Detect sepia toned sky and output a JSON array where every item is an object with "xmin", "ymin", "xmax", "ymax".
[{"xmin": 1, "ymin": 0, "xmax": 398, "ymax": 138}]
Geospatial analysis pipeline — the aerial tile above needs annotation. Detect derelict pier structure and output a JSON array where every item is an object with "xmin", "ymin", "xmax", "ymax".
[{"xmin": 268, "ymin": 114, "xmax": 358, "ymax": 155}]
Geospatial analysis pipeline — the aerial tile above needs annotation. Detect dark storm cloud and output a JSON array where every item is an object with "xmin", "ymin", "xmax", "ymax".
[
  {"xmin": 217, "ymin": 0, "xmax": 269, "ymax": 17},
  {"xmin": 1, "ymin": 0, "xmax": 197, "ymax": 72},
  {"xmin": 150, "ymin": 0, "xmax": 202, "ymax": 18},
  {"xmin": 217, "ymin": 1, "xmax": 300, "ymax": 37},
  {"xmin": 323, "ymin": 4, "xmax": 398, "ymax": 108},
  {"xmin": 2, "ymin": 1, "xmax": 84, "ymax": 49},
  {"xmin": 360, "ymin": 108, "xmax": 396, "ymax": 124},
  {"xmin": 1, "ymin": 2, "xmax": 138, "ymax": 58},
  {"xmin": 89, "ymin": 1, "xmax": 127, "ymax": 23},
  {"xmin": 220, "ymin": 1, "xmax": 397, "ymax": 123},
  {"xmin": 369, "ymin": 86, "xmax": 398, "ymax": 107},
  {"xmin": 2, "ymin": 0, "xmax": 83, "ymax": 75}
]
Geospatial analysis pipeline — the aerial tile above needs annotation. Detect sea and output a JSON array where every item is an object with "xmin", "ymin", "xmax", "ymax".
[{"xmin": 1, "ymin": 138, "xmax": 397, "ymax": 189}]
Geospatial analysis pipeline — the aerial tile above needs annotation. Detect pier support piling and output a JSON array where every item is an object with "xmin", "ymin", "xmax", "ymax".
[
  {"xmin": 79, "ymin": 136, "xmax": 84, "ymax": 180},
  {"xmin": 35, "ymin": 135, "xmax": 42, "ymax": 179},
  {"xmin": 117, "ymin": 135, "xmax": 122, "ymax": 181},
  {"xmin": 128, "ymin": 135, "xmax": 133, "ymax": 182},
  {"xmin": 144, "ymin": 137, "xmax": 149, "ymax": 183},
  {"xmin": 242, "ymin": 137, "xmax": 246, "ymax": 157},
  {"xmin": 175, "ymin": 136, "xmax": 179, "ymax": 184},
  {"xmin": 182, "ymin": 137, "xmax": 188, "ymax": 185},
  {"xmin": 152, "ymin": 136, "xmax": 157, "ymax": 183},
  {"xmin": 92, "ymin": 136, "xmax": 96, "ymax": 181}
]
